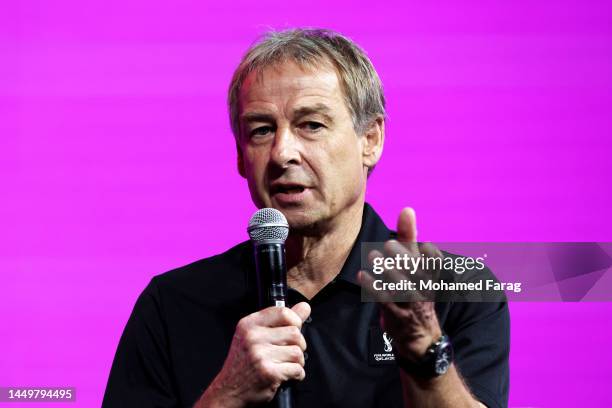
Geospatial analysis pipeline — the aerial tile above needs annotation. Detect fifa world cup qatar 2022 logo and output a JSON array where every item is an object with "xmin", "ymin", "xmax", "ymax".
[
  {"xmin": 369, "ymin": 328, "xmax": 396, "ymax": 364},
  {"xmin": 383, "ymin": 332, "xmax": 393, "ymax": 352}
]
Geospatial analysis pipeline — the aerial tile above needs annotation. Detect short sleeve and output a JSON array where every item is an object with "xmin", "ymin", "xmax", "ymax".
[
  {"xmin": 445, "ymin": 299, "xmax": 510, "ymax": 408},
  {"xmin": 103, "ymin": 278, "xmax": 179, "ymax": 407}
]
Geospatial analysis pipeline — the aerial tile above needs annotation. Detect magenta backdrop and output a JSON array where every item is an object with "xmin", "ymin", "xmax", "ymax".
[{"xmin": 2, "ymin": 1, "xmax": 612, "ymax": 407}]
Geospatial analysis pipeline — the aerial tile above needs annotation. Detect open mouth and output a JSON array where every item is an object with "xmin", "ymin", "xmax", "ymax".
[
  {"xmin": 272, "ymin": 185, "xmax": 306, "ymax": 195},
  {"xmin": 271, "ymin": 184, "xmax": 306, "ymax": 194}
]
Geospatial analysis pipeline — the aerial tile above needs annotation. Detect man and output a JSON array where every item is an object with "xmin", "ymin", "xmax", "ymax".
[{"xmin": 103, "ymin": 28, "xmax": 509, "ymax": 408}]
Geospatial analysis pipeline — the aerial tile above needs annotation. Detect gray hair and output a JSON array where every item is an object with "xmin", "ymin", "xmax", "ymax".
[{"xmin": 228, "ymin": 28, "xmax": 386, "ymax": 139}]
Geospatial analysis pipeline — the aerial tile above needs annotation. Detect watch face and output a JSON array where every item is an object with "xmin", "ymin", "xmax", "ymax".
[
  {"xmin": 435, "ymin": 356, "xmax": 450, "ymax": 375},
  {"xmin": 434, "ymin": 342, "xmax": 453, "ymax": 375}
]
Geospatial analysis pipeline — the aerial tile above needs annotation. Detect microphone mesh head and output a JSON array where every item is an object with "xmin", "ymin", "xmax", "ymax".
[{"xmin": 248, "ymin": 208, "xmax": 289, "ymax": 242}]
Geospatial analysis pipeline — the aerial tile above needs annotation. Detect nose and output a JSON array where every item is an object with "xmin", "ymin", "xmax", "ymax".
[{"xmin": 270, "ymin": 125, "xmax": 301, "ymax": 169}]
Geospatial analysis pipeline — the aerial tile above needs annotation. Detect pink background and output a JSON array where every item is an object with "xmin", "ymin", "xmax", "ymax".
[{"xmin": 2, "ymin": 1, "xmax": 611, "ymax": 406}]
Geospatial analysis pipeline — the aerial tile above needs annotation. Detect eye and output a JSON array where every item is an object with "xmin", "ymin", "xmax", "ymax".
[
  {"xmin": 250, "ymin": 126, "xmax": 274, "ymax": 138},
  {"xmin": 301, "ymin": 121, "xmax": 325, "ymax": 132}
]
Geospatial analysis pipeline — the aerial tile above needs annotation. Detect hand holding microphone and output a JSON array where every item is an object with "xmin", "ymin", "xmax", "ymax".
[
  {"xmin": 198, "ymin": 303, "xmax": 310, "ymax": 408},
  {"xmin": 197, "ymin": 209, "xmax": 309, "ymax": 408}
]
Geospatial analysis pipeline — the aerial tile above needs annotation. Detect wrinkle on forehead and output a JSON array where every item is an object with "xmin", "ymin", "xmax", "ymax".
[
  {"xmin": 238, "ymin": 60, "xmax": 343, "ymax": 110},
  {"xmin": 253, "ymin": 57, "xmax": 337, "ymax": 87}
]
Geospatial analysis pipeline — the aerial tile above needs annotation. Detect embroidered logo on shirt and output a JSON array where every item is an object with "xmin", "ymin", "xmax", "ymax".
[
  {"xmin": 383, "ymin": 332, "xmax": 393, "ymax": 352},
  {"xmin": 368, "ymin": 327, "xmax": 396, "ymax": 365}
]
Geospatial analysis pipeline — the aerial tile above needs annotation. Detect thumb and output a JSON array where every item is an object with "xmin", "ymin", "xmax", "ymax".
[
  {"xmin": 397, "ymin": 207, "xmax": 418, "ymax": 253},
  {"xmin": 291, "ymin": 302, "xmax": 311, "ymax": 323},
  {"xmin": 397, "ymin": 207, "xmax": 417, "ymax": 242}
]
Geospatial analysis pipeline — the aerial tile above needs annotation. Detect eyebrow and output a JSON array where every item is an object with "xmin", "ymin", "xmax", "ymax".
[
  {"xmin": 240, "ymin": 112, "xmax": 276, "ymax": 124},
  {"xmin": 240, "ymin": 103, "xmax": 335, "ymax": 124},
  {"xmin": 292, "ymin": 103, "xmax": 334, "ymax": 123}
]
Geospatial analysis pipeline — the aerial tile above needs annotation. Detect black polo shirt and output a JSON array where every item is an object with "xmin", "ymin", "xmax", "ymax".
[{"xmin": 103, "ymin": 203, "xmax": 509, "ymax": 408}]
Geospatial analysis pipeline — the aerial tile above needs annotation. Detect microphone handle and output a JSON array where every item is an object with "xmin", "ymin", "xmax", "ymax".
[
  {"xmin": 254, "ymin": 242, "xmax": 288, "ymax": 308},
  {"xmin": 254, "ymin": 242, "xmax": 292, "ymax": 408},
  {"xmin": 275, "ymin": 384, "xmax": 292, "ymax": 408}
]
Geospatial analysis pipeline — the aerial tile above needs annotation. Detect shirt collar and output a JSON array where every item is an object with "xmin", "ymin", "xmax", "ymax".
[
  {"xmin": 336, "ymin": 202, "xmax": 394, "ymax": 286},
  {"xmin": 241, "ymin": 202, "xmax": 393, "ymax": 289}
]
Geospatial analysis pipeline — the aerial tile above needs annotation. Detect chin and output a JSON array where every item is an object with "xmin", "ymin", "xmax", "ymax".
[
  {"xmin": 282, "ymin": 208, "xmax": 313, "ymax": 225},
  {"xmin": 284, "ymin": 209, "xmax": 332, "ymax": 236}
]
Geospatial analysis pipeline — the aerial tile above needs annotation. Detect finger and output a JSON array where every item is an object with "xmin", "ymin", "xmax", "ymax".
[
  {"xmin": 397, "ymin": 207, "xmax": 418, "ymax": 253},
  {"xmin": 255, "ymin": 326, "xmax": 307, "ymax": 350},
  {"xmin": 291, "ymin": 302, "xmax": 311, "ymax": 323},
  {"xmin": 381, "ymin": 240, "xmax": 419, "ymax": 284},
  {"xmin": 277, "ymin": 362, "xmax": 306, "ymax": 382},
  {"xmin": 418, "ymin": 242, "xmax": 444, "ymax": 278},
  {"xmin": 382, "ymin": 240, "xmax": 439, "ymax": 284},
  {"xmin": 266, "ymin": 344, "xmax": 305, "ymax": 366},
  {"xmin": 367, "ymin": 249, "xmax": 385, "ymax": 267},
  {"xmin": 383, "ymin": 239, "xmax": 414, "ymax": 257},
  {"xmin": 419, "ymin": 242, "xmax": 443, "ymax": 260},
  {"xmin": 249, "ymin": 306, "xmax": 304, "ymax": 329},
  {"xmin": 368, "ymin": 249, "xmax": 393, "ymax": 277}
]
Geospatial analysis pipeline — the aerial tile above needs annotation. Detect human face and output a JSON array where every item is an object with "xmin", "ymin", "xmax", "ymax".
[{"xmin": 236, "ymin": 61, "xmax": 370, "ymax": 231}]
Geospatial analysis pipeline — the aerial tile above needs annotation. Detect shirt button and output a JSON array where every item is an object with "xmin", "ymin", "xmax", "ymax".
[{"xmin": 305, "ymin": 316, "xmax": 312, "ymax": 324}]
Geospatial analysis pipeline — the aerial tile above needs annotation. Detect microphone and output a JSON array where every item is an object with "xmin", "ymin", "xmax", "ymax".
[{"xmin": 247, "ymin": 208, "xmax": 292, "ymax": 408}]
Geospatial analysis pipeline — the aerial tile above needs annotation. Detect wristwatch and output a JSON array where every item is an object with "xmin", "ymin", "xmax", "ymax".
[{"xmin": 395, "ymin": 334, "xmax": 454, "ymax": 379}]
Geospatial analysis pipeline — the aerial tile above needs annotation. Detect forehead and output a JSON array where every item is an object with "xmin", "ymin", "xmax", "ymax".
[{"xmin": 238, "ymin": 60, "xmax": 346, "ymax": 112}]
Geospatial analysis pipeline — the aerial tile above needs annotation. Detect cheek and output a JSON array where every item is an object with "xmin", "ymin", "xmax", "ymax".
[
  {"xmin": 243, "ymin": 153, "xmax": 270, "ymax": 207},
  {"xmin": 338, "ymin": 136, "xmax": 364, "ymax": 168},
  {"xmin": 243, "ymin": 149, "xmax": 267, "ymax": 179},
  {"xmin": 325, "ymin": 138, "xmax": 365, "ymax": 189}
]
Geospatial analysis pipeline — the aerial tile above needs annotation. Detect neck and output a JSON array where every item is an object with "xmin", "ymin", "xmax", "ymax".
[{"xmin": 285, "ymin": 202, "xmax": 365, "ymax": 299}]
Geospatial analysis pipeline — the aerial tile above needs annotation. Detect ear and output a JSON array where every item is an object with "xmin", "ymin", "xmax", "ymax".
[
  {"xmin": 361, "ymin": 116, "xmax": 385, "ymax": 170},
  {"xmin": 236, "ymin": 141, "xmax": 246, "ymax": 178}
]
